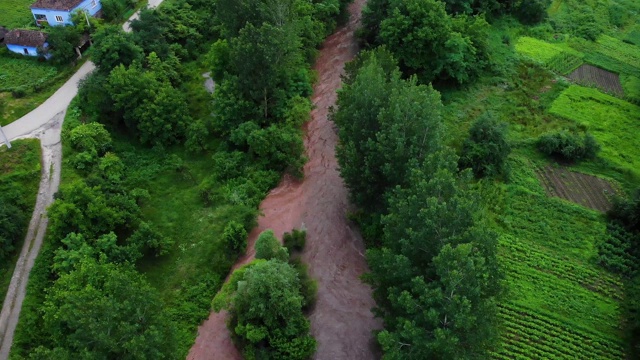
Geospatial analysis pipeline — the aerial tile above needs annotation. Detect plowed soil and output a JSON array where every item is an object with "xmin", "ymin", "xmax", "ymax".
[
  {"xmin": 568, "ymin": 64, "xmax": 624, "ymax": 96},
  {"xmin": 537, "ymin": 165, "xmax": 618, "ymax": 212},
  {"xmin": 187, "ymin": 0, "xmax": 381, "ymax": 359}
]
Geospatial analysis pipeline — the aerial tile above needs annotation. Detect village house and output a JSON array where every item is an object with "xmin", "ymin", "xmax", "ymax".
[
  {"xmin": 4, "ymin": 29, "xmax": 48, "ymax": 56},
  {"xmin": 30, "ymin": 0, "xmax": 102, "ymax": 27}
]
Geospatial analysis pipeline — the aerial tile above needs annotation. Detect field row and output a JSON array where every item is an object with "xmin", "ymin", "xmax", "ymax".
[
  {"xmin": 493, "ymin": 303, "xmax": 625, "ymax": 359},
  {"xmin": 515, "ymin": 37, "xmax": 584, "ymax": 74},
  {"xmin": 500, "ymin": 235, "xmax": 623, "ymax": 299}
]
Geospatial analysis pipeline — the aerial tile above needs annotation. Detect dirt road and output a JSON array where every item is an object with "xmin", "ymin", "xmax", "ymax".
[{"xmin": 187, "ymin": 0, "xmax": 381, "ymax": 359}]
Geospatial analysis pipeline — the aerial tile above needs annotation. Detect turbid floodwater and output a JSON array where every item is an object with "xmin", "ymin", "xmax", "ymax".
[{"xmin": 187, "ymin": 0, "xmax": 381, "ymax": 359}]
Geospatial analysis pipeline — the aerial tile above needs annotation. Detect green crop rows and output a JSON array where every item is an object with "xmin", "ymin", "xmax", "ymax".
[
  {"xmin": 515, "ymin": 37, "xmax": 584, "ymax": 74},
  {"xmin": 549, "ymin": 85, "xmax": 640, "ymax": 178},
  {"xmin": 490, "ymin": 157, "xmax": 626, "ymax": 359}
]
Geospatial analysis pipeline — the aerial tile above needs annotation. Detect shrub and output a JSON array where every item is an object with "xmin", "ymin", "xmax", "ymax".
[
  {"xmin": 223, "ymin": 221, "xmax": 247, "ymax": 256},
  {"xmin": 283, "ymin": 228, "xmax": 307, "ymax": 253},
  {"xmin": 255, "ymin": 230, "xmax": 288, "ymax": 262},
  {"xmin": 459, "ymin": 113, "xmax": 511, "ymax": 178},
  {"xmin": 536, "ymin": 131, "xmax": 600, "ymax": 162},
  {"xmin": 290, "ymin": 258, "xmax": 318, "ymax": 311}
]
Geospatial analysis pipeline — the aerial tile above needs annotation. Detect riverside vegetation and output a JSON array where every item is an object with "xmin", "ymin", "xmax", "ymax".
[
  {"xmin": 331, "ymin": 0, "xmax": 640, "ymax": 358},
  {"xmin": 9, "ymin": 0, "xmax": 349, "ymax": 358}
]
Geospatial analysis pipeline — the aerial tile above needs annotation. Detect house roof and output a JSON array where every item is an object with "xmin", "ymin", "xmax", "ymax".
[
  {"xmin": 4, "ymin": 30, "xmax": 48, "ymax": 48},
  {"xmin": 0, "ymin": 27, "xmax": 8, "ymax": 41},
  {"xmin": 30, "ymin": 0, "xmax": 84, "ymax": 11}
]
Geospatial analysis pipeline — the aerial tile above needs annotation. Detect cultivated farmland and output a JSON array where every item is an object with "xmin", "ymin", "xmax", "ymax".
[
  {"xmin": 537, "ymin": 165, "xmax": 618, "ymax": 212},
  {"xmin": 515, "ymin": 37, "xmax": 584, "ymax": 75},
  {"xmin": 549, "ymin": 85, "xmax": 640, "ymax": 177},
  {"xmin": 568, "ymin": 64, "xmax": 624, "ymax": 96}
]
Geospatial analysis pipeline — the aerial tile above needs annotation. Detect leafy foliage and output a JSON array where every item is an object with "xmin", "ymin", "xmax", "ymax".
[
  {"xmin": 213, "ymin": 259, "xmax": 316, "ymax": 360},
  {"xmin": 536, "ymin": 130, "xmax": 600, "ymax": 162},
  {"xmin": 255, "ymin": 229, "xmax": 289, "ymax": 262},
  {"xmin": 459, "ymin": 113, "xmax": 511, "ymax": 178}
]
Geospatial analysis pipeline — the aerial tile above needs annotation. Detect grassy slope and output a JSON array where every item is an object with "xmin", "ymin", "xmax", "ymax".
[
  {"xmin": 0, "ymin": 0, "xmax": 33, "ymax": 29},
  {"xmin": 0, "ymin": 139, "xmax": 41, "ymax": 302},
  {"xmin": 442, "ymin": 12, "xmax": 640, "ymax": 357}
]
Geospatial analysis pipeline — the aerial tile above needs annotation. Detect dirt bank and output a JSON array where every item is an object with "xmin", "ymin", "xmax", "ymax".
[{"xmin": 187, "ymin": 0, "xmax": 381, "ymax": 358}]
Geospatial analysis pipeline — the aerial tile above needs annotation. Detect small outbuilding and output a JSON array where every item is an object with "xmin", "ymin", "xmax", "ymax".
[
  {"xmin": 4, "ymin": 29, "xmax": 48, "ymax": 56},
  {"xmin": 30, "ymin": 0, "xmax": 102, "ymax": 27}
]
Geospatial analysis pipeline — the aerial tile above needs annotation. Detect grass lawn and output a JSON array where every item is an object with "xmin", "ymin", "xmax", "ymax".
[
  {"xmin": 0, "ymin": 139, "xmax": 41, "ymax": 302},
  {"xmin": 0, "ymin": 0, "xmax": 34, "ymax": 29}
]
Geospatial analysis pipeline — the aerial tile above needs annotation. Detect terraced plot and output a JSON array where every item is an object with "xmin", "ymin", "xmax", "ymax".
[
  {"xmin": 569, "ymin": 64, "xmax": 624, "ymax": 96},
  {"xmin": 537, "ymin": 165, "xmax": 618, "ymax": 212}
]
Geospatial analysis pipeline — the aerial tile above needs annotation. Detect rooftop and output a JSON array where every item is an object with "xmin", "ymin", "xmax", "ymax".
[
  {"xmin": 30, "ymin": 0, "xmax": 84, "ymax": 11},
  {"xmin": 4, "ymin": 29, "xmax": 48, "ymax": 48}
]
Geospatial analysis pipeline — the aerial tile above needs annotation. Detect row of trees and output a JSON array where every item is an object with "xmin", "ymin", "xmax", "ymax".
[{"xmin": 334, "ymin": 49, "xmax": 503, "ymax": 358}]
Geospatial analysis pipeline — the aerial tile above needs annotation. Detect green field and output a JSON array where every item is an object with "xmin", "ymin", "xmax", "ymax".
[
  {"xmin": 0, "ymin": 53, "xmax": 59, "ymax": 93},
  {"xmin": 0, "ymin": 139, "xmax": 41, "ymax": 302},
  {"xmin": 549, "ymin": 85, "xmax": 640, "ymax": 178},
  {"xmin": 489, "ymin": 158, "xmax": 626, "ymax": 359},
  {"xmin": 0, "ymin": 0, "xmax": 33, "ymax": 29}
]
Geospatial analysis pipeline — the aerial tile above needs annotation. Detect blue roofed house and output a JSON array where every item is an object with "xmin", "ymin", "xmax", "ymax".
[
  {"xmin": 4, "ymin": 29, "xmax": 48, "ymax": 56},
  {"xmin": 30, "ymin": 0, "xmax": 102, "ymax": 27}
]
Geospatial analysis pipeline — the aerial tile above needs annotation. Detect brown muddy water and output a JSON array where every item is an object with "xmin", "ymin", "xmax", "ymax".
[{"xmin": 186, "ymin": 0, "xmax": 380, "ymax": 358}]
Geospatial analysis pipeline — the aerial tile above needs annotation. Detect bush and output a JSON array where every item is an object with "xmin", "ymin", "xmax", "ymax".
[
  {"xmin": 223, "ymin": 221, "xmax": 247, "ymax": 256},
  {"xmin": 283, "ymin": 228, "xmax": 307, "ymax": 253},
  {"xmin": 255, "ymin": 230, "xmax": 288, "ymax": 262},
  {"xmin": 459, "ymin": 113, "xmax": 511, "ymax": 178},
  {"xmin": 290, "ymin": 258, "xmax": 317, "ymax": 311},
  {"xmin": 536, "ymin": 131, "xmax": 600, "ymax": 162}
]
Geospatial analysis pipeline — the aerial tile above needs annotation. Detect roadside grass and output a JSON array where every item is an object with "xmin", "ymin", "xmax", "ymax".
[
  {"xmin": 0, "ymin": 0, "xmax": 34, "ymax": 29},
  {"xmin": 0, "ymin": 139, "xmax": 41, "ymax": 303},
  {"xmin": 549, "ymin": 85, "xmax": 640, "ymax": 179}
]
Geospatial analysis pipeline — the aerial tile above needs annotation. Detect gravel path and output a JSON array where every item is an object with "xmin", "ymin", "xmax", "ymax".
[{"xmin": 0, "ymin": 3, "xmax": 163, "ymax": 357}]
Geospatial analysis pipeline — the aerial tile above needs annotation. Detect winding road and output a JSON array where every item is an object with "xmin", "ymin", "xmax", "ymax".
[{"xmin": 0, "ymin": 3, "xmax": 163, "ymax": 358}]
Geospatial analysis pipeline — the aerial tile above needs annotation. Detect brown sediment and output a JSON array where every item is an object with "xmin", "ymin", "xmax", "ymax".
[{"xmin": 186, "ymin": 0, "xmax": 381, "ymax": 359}]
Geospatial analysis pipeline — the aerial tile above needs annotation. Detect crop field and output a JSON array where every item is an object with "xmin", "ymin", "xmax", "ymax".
[
  {"xmin": 0, "ymin": 0, "xmax": 33, "ymax": 28},
  {"xmin": 549, "ymin": 85, "xmax": 640, "ymax": 178},
  {"xmin": 568, "ymin": 64, "xmax": 624, "ymax": 96},
  {"xmin": 515, "ymin": 37, "xmax": 583, "ymax": 74},
  {"xmin": 537, "ymin": 165, "xmax": 618, "ymax": 212},
  {"xmin": 0, "ymin": 54, "xmax": 58, "ymax": 92},
  {"xmin": 490, "ymin": 158, "xmax": 626, "ymax": 359}
]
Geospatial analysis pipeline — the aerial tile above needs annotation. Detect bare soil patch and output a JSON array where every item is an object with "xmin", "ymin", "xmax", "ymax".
[
  {"xmin": 537, "ymin": 165, "xmax": 618, "ymax": 212},
  {"xmin": 568, "ymin": 64, "xmax": 624, "ymax": 96}
]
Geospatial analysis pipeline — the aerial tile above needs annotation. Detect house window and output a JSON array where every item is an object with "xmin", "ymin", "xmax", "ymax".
[
  {"xmin": 55, "ymin": 15, "xmax": 63, "ymax": 22},
  {"xmin": 34, "ymin": 14, "xmax": 46, "ymax": 20},
  {"xmin": 91, "ymin": 0, "xmax": 97, "ymax": 7},
  {"xmin": 23, "ymin": 48, "xmax": 28, "ymax": 55}
]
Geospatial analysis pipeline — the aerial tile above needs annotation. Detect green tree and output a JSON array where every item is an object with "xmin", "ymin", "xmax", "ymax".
[
  {"xmin": 41, "ymin": 259, "xmax": 176, "ymax": 358},
  {"xmin": 213, "ymin": 260, "xmax": 316, "ymax": 360},
  {"xmin": 223, "ymin": 221, "xmax": 248, "ymax": 255},
  {"xmin": 376, "ymin": 0, "xmax": 490, "ymax": 84},
  {"xmin": 46, "ymin": 25, "xmax": 81, "ymax": 65},
  {"xmin": 90, "ymin": 26, "xmax": 144, "ymax": 73},
  {"xmin": 333, "ymin": 49, "xmax": 443, "ymax": 211},
  {"xmin": 459, "ymin": 113, "xmax": 511, "ymax": 178}
]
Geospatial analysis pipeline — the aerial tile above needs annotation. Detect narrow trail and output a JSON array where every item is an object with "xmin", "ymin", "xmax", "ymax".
[
  {"xmin": 0, "ymin": 3, "xmax": 163, "ymax": 358},
  {"xmin": 0, "ymin": 113, "xmax": 63, "ymax": 360},
  {"xmin": 187, "ymin": 0, "xmax": 381, "ymax": 359}
]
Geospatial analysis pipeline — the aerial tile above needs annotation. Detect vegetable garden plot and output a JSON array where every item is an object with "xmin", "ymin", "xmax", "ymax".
[
  {"xmin": 549, "ymin": 86, "xmax": 640, "ymax": 178},
  {"xmin": 537, "ymin": 165, "xmax": 618, "ymax": 212},
  {"xmin": 515, "ymin": 37, "xmax": 584, "ymax": 74},
  {"xmin": 568, "ymin": 64, "xmax": 624, "ymax": 96}
]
